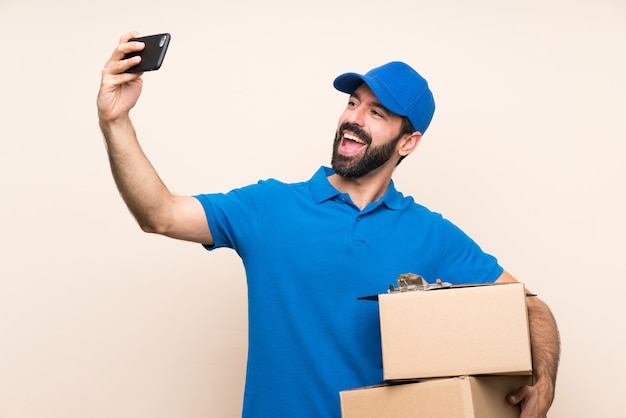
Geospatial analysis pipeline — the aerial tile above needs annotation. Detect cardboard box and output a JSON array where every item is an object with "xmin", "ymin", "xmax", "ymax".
[
  {"xmin": 340, "ymin": 375, "xmax": 532, "ymax": 418},
  {"xmin": 378, "ymin": 282, "xmax": 532, "ymax": 380}
]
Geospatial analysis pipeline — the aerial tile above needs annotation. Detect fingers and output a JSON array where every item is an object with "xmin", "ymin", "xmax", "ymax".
[
  {"xmin": 508, "ymin": 385, "xmax": 549, "ymax": 418},
  {"xmin": 104, "ymin": 31, "xmax": 145, "ymax": 76},
  {"xmin": 97, "ymin": 33, "xmax": 147, "ymax": 123},
  {"xmin": 117, "ymin": 31, "xmax": 144, "ymax": 60},
  {"xmin": 507, "ymin": 385, "xmax": 531, "ymax": 405},
  {"xmin": 119, "ymin": 31, "xmax": 141, "ymax": 44}
]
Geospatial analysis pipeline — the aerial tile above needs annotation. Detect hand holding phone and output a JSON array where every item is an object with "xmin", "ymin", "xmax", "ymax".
[{"xmin": 123, "ymin": 33, "xmax": 171, "ymax": 73}]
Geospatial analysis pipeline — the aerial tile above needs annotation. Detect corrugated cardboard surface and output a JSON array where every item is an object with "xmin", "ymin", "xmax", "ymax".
[
  {"xmin": 340, "ymin": 375, "xmax": 532, "ymax": 418},
  {"xmin": 379, "ymin": 282, "xmax": 532, "ymax": 380}
]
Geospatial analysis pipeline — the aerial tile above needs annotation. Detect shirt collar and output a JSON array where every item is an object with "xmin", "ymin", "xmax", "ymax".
[
  {"xmin": 310, "ymin": 166, "xmax": 341, "ymax": 204},
  {"xmin": 309, "ymin": 166, "xmax": 404, "ymax": 210}
]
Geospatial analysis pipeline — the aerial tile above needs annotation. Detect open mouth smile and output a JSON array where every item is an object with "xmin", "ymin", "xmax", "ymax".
[{"xmin": 339, "ymin": 130, "xmax": 369, "ymax": 155}]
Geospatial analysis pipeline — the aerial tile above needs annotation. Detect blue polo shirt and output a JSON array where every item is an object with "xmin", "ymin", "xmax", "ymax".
[{"xmin": 194, "ymin": 166, "xmax": 503, "ymax": 418}]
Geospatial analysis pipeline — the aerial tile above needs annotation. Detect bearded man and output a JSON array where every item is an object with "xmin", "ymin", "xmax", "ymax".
[{"xmin": 97, "ymin": 32, "xmax": 559, "ymax": 418}]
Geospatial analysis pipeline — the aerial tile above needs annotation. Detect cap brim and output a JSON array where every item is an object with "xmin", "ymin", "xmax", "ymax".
[
  {"xmin": 333, "ymin": 72, "xmax": 405, "ymax": 117},
  {"xmin": 333, "ymin": 73, "xmax": 366, "ymax": 95}
]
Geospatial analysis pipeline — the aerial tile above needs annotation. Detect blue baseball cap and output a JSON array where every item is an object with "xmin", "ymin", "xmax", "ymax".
[{"xmin": 333, "ymin": 61, "xmax": 435, "ymax": 135}]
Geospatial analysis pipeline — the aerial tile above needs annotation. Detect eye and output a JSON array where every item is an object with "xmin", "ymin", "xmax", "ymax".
[
  {"xmin": 371, "ymin": 109, "xmax": 385, "ymax": 118},
  {"xmin": 347, "ymin": 99, "xmax": 358, "ymax": 108}
]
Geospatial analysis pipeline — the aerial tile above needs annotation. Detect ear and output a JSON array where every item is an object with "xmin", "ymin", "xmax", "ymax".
[{"xmin": 398, "ymin": 131, "xmax": 422, "ymax": 158}]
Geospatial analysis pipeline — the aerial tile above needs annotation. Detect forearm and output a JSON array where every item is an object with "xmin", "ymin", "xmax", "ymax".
[
  {"xmin": 526, "ymin": 294, "xmax": 560, "ymax": 402},
  {"xmin": 100, "ymin": 117, "xmax": 174, "ymax": 233}
]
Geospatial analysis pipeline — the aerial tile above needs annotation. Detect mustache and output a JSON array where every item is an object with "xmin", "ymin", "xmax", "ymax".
[{"xmin": 338, "ymin": 122, "xmax": 372, "ymax": 145}]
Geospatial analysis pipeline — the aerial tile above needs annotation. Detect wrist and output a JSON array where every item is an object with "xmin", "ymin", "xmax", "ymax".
[
  {"xmin": 99, "ymin": 115, "xmax": 133, "ymax": 139},
  {"xmin": 533, "ymin": 375, "xmax": 555, "ymax": 403}
]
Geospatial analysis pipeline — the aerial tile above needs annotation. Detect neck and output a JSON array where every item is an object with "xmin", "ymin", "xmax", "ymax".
[{"xmin": 328, "ymin": 168, "xmax": 393, "ymax": 210}]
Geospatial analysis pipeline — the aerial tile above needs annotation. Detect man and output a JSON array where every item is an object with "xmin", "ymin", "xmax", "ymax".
[{"xmin": 98, "ymin": 32, "xmax": 560, "ymax": 417}]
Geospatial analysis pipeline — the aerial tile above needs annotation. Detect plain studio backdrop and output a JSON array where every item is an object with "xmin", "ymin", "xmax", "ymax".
[{"xmin": 1, "ymin": 0, "xmax": 624, "ymax": 416}]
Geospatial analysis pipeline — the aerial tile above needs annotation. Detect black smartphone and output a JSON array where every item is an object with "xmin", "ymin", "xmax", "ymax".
[{"xmin": 123, "ymin": 33, "xmax": 171, "ymax": 73}]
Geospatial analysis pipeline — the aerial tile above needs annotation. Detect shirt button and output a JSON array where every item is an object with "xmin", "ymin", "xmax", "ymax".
[{"xmin": 357, "ymin": 216, "xmax": 362, "ymax": 221}]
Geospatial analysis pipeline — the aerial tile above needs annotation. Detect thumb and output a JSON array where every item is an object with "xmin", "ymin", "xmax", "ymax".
[{"xmin": 508, "ymin": 385, "xmax": 531, "ymax": 405}]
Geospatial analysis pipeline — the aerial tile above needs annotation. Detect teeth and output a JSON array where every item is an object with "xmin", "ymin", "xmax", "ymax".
[{"xmin": 344, "ymin": 133, "xmax": 366, "ymax": 144}]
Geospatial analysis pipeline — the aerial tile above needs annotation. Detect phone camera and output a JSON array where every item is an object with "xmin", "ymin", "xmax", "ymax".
[{"xmin": 159, "ymin": 35, "xmax": 167, "ymax": 47}]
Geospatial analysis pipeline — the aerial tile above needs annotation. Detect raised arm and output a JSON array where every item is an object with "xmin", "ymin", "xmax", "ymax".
[
  {"xmin": 496, "ymin": 271, "xmax": 560, "ymax": 418},
  {"xmin": 97, "ymin": 32, "xmax": 213, "ymax": 245}
]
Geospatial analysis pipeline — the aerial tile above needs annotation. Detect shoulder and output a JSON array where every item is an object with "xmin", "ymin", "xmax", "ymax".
[
  {"xmin": 389, "ymin": 192, "xmax": 468, "ymax": 237},
  {"xmin": 393, "ymin": 191, "xmax": 444, "ymax": 220},
  {"xmin": 252, "ymin": 177, "xmax": 311, "ymax": 197}
]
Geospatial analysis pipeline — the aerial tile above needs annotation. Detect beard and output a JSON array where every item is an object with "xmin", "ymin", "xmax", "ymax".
[{"xmin": 331, "ymin": 122, "xmax": 402, "ymax": 178}]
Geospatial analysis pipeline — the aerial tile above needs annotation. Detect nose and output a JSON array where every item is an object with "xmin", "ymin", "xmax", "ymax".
[{"xmin": 345, "ymin": 105, "xmax": 365, "ymax": 127}]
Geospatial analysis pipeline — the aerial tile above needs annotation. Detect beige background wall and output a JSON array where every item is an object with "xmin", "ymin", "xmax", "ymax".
[{"xmin": 1, "ymin": 0, "xmax": 624, "ymax": 416}]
